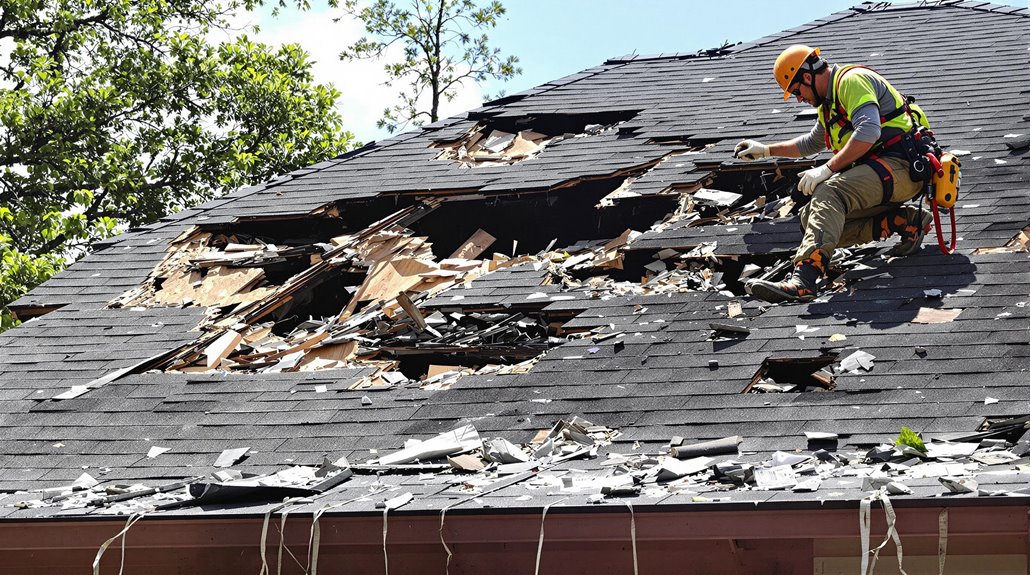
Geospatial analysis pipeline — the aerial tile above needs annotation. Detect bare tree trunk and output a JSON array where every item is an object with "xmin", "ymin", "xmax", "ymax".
[{"xmin": 430, "ymin": 0, "xmax": 443, "ymax": 122}]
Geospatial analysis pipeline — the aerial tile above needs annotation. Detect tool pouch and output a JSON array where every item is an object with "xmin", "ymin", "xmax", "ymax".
[
  {"xmin": 932, "ymin": 153, "xmax": 960, "ymax": 208},
  {"xmin": 899, "ymin": 134, "xmax": 931, "ymax": 183}
]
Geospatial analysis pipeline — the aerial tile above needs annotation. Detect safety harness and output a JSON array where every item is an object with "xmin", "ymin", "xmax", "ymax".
[{"xmin": 820, "ymin": 65, "xmax": 958, "ymax": 254}]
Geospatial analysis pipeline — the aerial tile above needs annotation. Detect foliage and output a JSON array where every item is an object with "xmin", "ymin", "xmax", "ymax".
[
  {"xmin": 0, "ymin": 0, "xmax": 353, "ymax": 330},
  {"xmin": 340, "ymin": 0, "xmax": 520, "ymax": 133},
  {"xmin": 894, "ymin": 426, "xmax": 927, "ymax": 454}
]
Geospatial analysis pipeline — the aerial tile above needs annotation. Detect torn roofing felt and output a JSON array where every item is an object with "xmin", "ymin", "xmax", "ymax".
[{"xmin": 1, "ymin": 1, "xmax": 1029, "ymax": 517}]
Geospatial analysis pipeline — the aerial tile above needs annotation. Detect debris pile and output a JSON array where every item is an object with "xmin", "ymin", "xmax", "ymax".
[
  {"xmin": 10, "ymin": 416, "xmax": 1030, "ymax": 519},
  {"xmin": 111, "ymin": 231, "xmax": 290, "ymax": 308},
  {"xmin": 568, "ymin": 240, "xmax": 730, "ymax": 297},
  {"xmin": 645, "ymin": 178, "xmax": 799, "ymax": 234},
  {"xmin": 436, "ymin": 128, "xmax": 552, "ymax": 167},
  {"xmin": 111, "ymin": 193, "xmax": 756, "ymax": 383},
  {"xmin": 10, "ymin": 457, "xmax": 354, "ymax": 515},
  {"xmin": 115, "ymin": 203, "xmax": 570, "ymax": 377},
  {"xmin": 523, "ymin": 428, "xmax": 1030, "ymax": 502},
  {"xmin": 7, "ymin": 417, "xmax": 621, "ymax": 515},
  {"xmin": 105, "ymin": 169, "xmax": 945, "ymax": 388}
]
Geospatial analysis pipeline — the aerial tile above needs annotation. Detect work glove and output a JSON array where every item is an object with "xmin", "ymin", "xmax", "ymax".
[
  {"xmin": 733, "ymin": 140, "xmax": 769, "ymax": 161},
  {"xmin": 797, "ymin": 164, "xmax": 833, "ymax": 196}
]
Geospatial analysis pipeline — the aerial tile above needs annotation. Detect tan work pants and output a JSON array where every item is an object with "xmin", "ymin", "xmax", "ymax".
[{"xmin": 795, "ymin": 155, "xmax": 925, "ymax": 264}]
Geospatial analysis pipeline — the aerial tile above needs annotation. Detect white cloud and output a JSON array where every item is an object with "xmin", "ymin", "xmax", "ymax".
[{"xmin": 220, "ymin": 5, "xmax": 484, "ymax": 144}]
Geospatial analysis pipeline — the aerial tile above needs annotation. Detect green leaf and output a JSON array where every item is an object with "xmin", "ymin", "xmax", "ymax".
[{"xmin": 895, "ymin": 427, "xmax": 927, "ymax": 454}]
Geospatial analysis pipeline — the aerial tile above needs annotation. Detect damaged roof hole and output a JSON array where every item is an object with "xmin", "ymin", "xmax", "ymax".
[
  {"xmin": 410, "ymin": 178, "xmax": 679, "ymax": 264},
  {"xmin": 646, "ymin": 135, "xmax": 724, "ymax": 150},
  {"xmin": 683, "ymin": 165, "xmax": 806, "ymax": 226},
  {"xmin": 112, "ymin": 200, "xmax": 588, "ymax": 379},
  {"xmin": 625, "ymin": 249, "xmax": 788, "ymax": 297},
  {"xmin": 111, "ymin": 199, "xmax": 432, "ymax": 333},
  {"xmin": 616, "ymin": 164, "xmax": 816, "ymax": 296},
  {"xmin": 433, "ymin": 110, "xmax": 640, "ymax": 167},
  {"xmin": 383, "ymin": 310, "xmax": 560, "ymax": 383},
  {"xmin": 743, "ymin": 354, "xmax": 839, "ymax": 394}
]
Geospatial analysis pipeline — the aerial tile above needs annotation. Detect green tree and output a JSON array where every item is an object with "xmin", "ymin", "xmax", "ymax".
[
  {"xmin": 339, "ymin": 0, "xmax": 520, "ymax": 133},
  {"xmin": 0, "ymin": 0, "xmax": 353, "ymax": 330}
]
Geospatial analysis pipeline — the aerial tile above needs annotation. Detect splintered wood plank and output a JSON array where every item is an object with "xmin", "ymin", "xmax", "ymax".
[
  {"xmin": 449, "ymin": 229, "xmax": 496, "ymax": 260},
  {"xmin": 204, "ymin": 330, "xmax": 242, "ymax": 368},
  {"xmin": 603, "ymin": 228, "xmax": 635, "ymax": 252},
  {"xmin": 395, "ymin": 292, "xmax": 427, "ymax": 332},
  {"xmin": 358, "ymin": 258, "xmax": 437, "ymax": 302},
  {"xmin": 254, "ymin": 331, "xmax": 330, "ymax": 364},
  {"xmin": 505, "ymin": 132, "xmax": 543, "ymax": 159},
  {"xmin": 154, "ymin": 266, "xmax": 264, "ymax": 307},
  {"xmin": 242, "ymin": 324, "xmax": 273, "ymax": 344},
  {"xmin": 306, "ymin": 341, "xmax": 358, "ymax": 362}
]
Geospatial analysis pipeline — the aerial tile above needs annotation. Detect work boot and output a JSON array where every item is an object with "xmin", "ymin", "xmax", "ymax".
[
  {"xmin": 878, "ymin": 209, "xmax": 933, "ymax": 257},
  {"xmin": 746, "ymin": 254, "xmax": 824, "ymax": 304}
]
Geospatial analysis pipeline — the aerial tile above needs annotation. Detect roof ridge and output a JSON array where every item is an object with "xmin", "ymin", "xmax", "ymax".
[
  {"xmin": 601, "ymin": 7, "xmax": 867, "ymax": 65},
  {"xmin": 604, "ymin": 0, "xmax": 1026, "ymax": 68},
  {"xmin": 947, "ymin": 0, "xmax": 1030, "ymax": 16},
  {"xmin": 853, "ymin": 0, "xmax": 1027, "ymax": 16}
]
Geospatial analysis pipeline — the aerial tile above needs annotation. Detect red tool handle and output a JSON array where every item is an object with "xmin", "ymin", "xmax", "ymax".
[
  {"xmin": 930, "ymin": 199, "xmax": 957, "ymax": 254},
  {"xmin": 925, "ymin": 153, "xmax": 944, "ymax": 178}
]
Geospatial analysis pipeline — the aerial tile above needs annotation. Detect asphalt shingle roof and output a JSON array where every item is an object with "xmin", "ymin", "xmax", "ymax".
[{"xmin": 1, "ymin": 1, "xmax": 1028, "ymax": 517}]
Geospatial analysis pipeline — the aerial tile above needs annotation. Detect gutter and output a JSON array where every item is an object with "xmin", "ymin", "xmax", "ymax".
[
  {"xmin": 3, "ymin": 501, "xmax": 1027, "ymax": 549},
  {"xmin": 3, "ymin": 501, "xmax": 1028, "ymax": 574}
]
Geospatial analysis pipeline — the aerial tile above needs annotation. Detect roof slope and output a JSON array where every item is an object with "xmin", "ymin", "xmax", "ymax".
[{"xmin": 1, "ymin": 1, "xmax": 1028, "ymax": 518}]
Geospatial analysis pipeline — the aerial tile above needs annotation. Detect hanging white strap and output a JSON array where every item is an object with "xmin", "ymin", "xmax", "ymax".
[
  {"xmin": 308, "ymin": 506, "xmax": 325, "ymax": 575},
  {"xmin": 277, "ymin": 504, "xmax": 306, "ymax": 575},
  {"xmin": 92, "ymin": 511, "xmax": 146, "ymax": 575},
  {"xmin": 859, "ymin": 497, "xmax": 872, "ymax": 575},
  {"xmin": 259, "ymin": 499, "xmax": 305, "ymax": 575},
  {"xmin": 624, "ymin": 501, "xmax": 639, "ymax": 575},
  {"xmin": 534, "ymin": 497, "xmax": 568, "ymax": 575},
  {"xmin": 277, "ymin": 508, "xmax": 289, "ymax": 575},
  {"xmin": 859, "ymin": 490, "xmax": 907, "ymax": 575},
  {"xmin": 440, "ymin": 505, "xmax": 454, "ymax": 575},
  {"xmin": 938, "ymin": 509, "xmax": 949, "ymax": 575},
  {"xmin": 383, "ymin": 505, "xmax": 391, "ymax": 575},
  {"xmin": 880, "ymin": 491, "xmax": 907, "ymax": 575},
  {"xmin": 307, "ymin": 488, "xmax": 388, "ymax": 575}
]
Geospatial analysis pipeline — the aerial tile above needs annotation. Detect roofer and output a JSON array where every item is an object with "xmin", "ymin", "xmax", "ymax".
[{"xmin": 735, "ymin": 45, "xmax": 934, "ymax": 303}]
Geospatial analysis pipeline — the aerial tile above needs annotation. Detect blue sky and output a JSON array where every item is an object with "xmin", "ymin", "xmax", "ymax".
[
  {"xmin": 486, "ymin": 1, "xmax": 860, "ymax": 95},
  {"xmin": 250, "ymin": 1, "xmax": 867, "ymax": 142}
]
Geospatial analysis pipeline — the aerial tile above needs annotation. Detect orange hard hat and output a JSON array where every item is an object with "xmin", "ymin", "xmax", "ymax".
[{"xmin": 774, "ymin": 45, "xmax": 821, "ymax": 100}]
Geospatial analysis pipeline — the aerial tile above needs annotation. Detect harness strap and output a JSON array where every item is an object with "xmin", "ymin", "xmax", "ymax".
[
  {"xmin": 823, "ymin": 65, "xmax": 917, "ymax": 153},
  {"xmin": 864, "ymin": 155, "xmax": 895, "ymax": 205}
]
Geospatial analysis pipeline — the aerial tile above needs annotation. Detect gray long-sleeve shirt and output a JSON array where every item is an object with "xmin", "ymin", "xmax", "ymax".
[{"xmin": 790, "ymin": 102, "xmax": 881, "ymax": 156}]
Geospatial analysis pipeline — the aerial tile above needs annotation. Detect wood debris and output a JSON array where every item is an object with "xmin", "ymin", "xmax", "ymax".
[
  {"xmin": 972, "ymin": 225, "xmax": 1030, "ymax": 254},
  {"xmin": 434, "ymin": 128, "xmax": 556, "ymax": 167}
]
